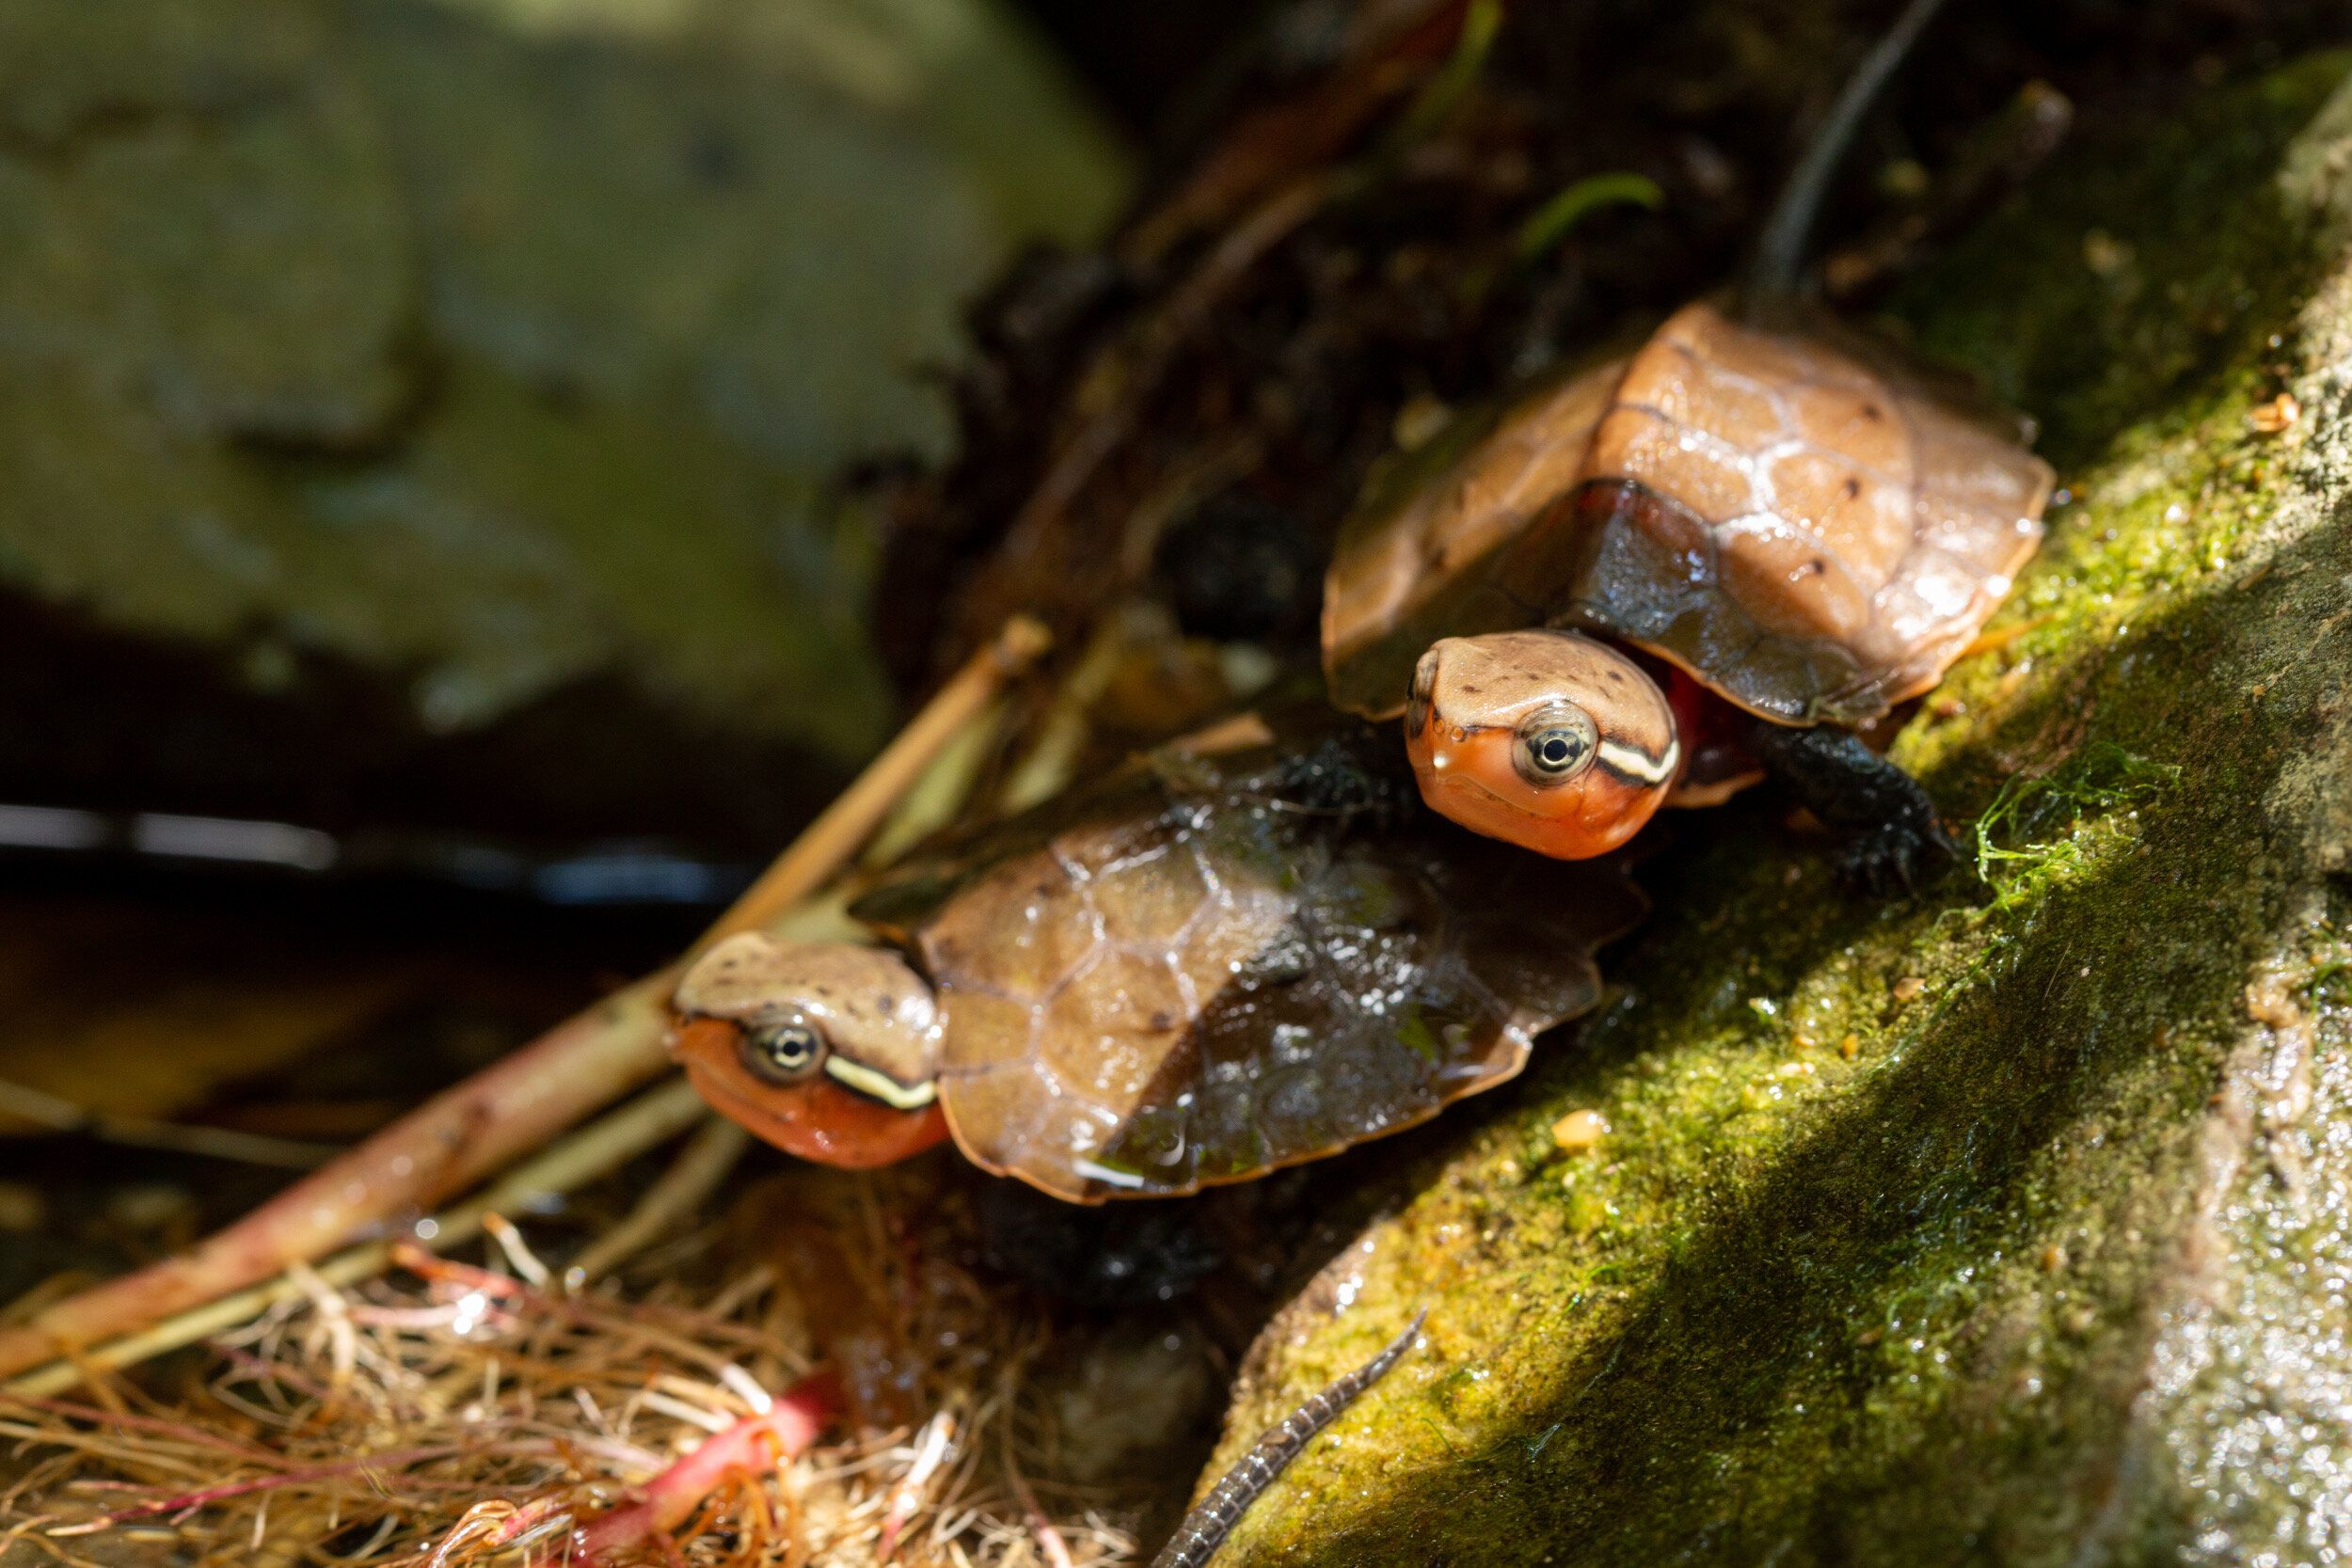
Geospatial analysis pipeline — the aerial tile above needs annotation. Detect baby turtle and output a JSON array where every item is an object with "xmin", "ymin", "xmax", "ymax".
[
  {"xmin": 669, "ymin": 720, "xmax": 1644, "ymax": 1202},
  {"xmin": 1323, "ymin": 0, "xmax": 2052, "ymax": 889}
]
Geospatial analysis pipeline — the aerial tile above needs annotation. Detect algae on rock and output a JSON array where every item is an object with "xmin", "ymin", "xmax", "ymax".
[
  {"xmin": 0, "ymin": 0, "xmax": 1124, "ymax": 832},
  {"xmin": 1207, "ymin": 52, "xmax": 2352, "ymax": 1568}
]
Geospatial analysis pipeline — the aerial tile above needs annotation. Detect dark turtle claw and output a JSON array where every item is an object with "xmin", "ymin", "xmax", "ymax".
[
  {"xmin": 1832, "ymin": 815, "xmax": 1958, "ymax": 899},
  {"xmin": 1736, "ymin": 715, "xmax": 1956, "ymax": 898}
]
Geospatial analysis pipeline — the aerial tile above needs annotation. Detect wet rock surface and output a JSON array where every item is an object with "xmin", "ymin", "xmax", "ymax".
[
  {"xmin": 1202, "ymin": 51, "xmax": 2352, "ymax": 1568},
  {"xmin": 0, "ymin": 0, "xmax": 1124, "ymax": 851}
]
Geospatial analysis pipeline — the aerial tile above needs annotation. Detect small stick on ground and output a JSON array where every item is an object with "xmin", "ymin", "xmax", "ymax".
[
  {"xmin": 707, "ymin": 615, "xmax": 1049, "ymax": 944},
  {"xmin": 0, "ymin": 979, "xmax": 675, "ymax": 1383},
  {"xmin": 4, "ymin": 1079, "xmax": 711, "ymax": 1399},
  {"xmin": 0, "ymin": 616, "xmax": 1048, "ymax": 1384},
  {"xmin": 1004, "ymin": 1452, "xmax": 1075, "ymax": 1568},
  {"xmin": 877, "ymin": 1410, "xmax": 955, "ymax": 1562}
]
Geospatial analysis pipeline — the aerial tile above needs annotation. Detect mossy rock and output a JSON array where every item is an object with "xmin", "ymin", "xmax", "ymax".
[
  {"xmin": 1204, "ymin": 52, "xmax": 2352, "ymax": 1566},
  {"xmin": 0, "ymin": 0, "xmax": 1123, "ymax": 842}
]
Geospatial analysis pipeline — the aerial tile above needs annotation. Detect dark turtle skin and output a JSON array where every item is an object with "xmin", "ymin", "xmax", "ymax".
[{"xmin": 670, "ymin": 717, "xmax": 1645, "ymax": 1203}]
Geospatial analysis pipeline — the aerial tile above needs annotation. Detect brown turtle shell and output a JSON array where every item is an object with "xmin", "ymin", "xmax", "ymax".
[
  {"xmin": 1325, "ymin": 300, "xmax": 2054, "ymax": 725},
  {"xmin": 850, "ymin": 722, "xmax": 1645, "ymax": 1202},
  {"xmin": 1323, "ymin": 353, "xmax": 1628, "ymax": 720}
]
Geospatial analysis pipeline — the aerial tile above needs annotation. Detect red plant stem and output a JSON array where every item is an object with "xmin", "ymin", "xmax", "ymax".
[
  {"xmin": 566, "ymin": 1372, "xmax": 842, "ymax": 1565},
  {"xmin": 0, "ymin": 982, "xmax": 674, "ymax": 1380},
  {"xmin": 392, "ymin": 1245, "xmax": 532, "ymax": 1298},
  {"xmin": 1005, "ymin": 1461, "xmax": 1073, "ymax": 1568}
]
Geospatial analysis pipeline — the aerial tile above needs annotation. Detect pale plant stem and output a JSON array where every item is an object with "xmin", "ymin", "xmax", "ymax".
[{"xmin": 566, "ymin": 1117, "xmax": 753, "ymax": 1285}]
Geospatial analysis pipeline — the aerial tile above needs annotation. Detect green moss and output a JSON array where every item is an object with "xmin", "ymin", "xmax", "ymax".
[{"xmin": 1212, "ymin": 54, "xmax": 2352, "ymax": 1567}]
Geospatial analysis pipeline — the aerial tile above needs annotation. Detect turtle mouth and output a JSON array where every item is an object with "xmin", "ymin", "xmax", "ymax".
[
  {"xmin": 1419, "ymin": 733, "xmax": 1554, "ymax": 819},
  {"xmin": 1433, "ymin": 767, "xmax": 1550, "ymax": 819},
  {"xmin": 675, "ymin": 1033, "xmax": 948, "ymax": 1169}
]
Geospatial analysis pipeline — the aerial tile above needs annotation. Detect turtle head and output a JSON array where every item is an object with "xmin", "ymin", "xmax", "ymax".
[
  {"xmin": 1405, "ymin": 629, "xmax": 1680, "ymax": 859},
  {"xmin": 668, "ymin": 932, "xmax": 949, "ymax": 1168}
]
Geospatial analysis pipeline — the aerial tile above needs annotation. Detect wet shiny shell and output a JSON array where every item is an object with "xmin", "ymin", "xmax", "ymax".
[
  {"xmin": 1325, "ymin": 300, "xmax": 2055, "ymax": 725},
  {"xmin": 851, "ymin": 726, "xmax": 1645, "ymax": 1202}
]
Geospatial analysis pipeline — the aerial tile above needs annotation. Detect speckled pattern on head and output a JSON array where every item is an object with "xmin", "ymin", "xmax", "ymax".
[
  {"xmin": 1325, "ymin": 300, "xmax": 2053, "ymax": 726},
  {"xmin": 674, "ymin": 935, "xmax": 941, "ymax": 1093},
  {"xmin": 1406, "ymin": 631, "xmax": 1682, "ymax": 860},
  {"xmin": 853, "ymin": 722, "xmax": 1648, "ymax": 1201}
]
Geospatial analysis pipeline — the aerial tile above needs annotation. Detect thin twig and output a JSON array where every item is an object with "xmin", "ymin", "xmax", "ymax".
[
  {"xmin": 0, "ymin": 979, "xmax": 676, "ymax": 1382},
  {"xmin": 1003, "ymin": 1452, "xmax": 1074, "ymax": 1568},
  {"xmin": 45, "ymin": 1444, "xmax": 485, "ymax": 1533},
  {"xmin": 707, "ymin": 615, "xmax": 1048, "ymax": 945},
  {"xmin": 0, "ymin": 1078, "xmax": 342, "ymax": 1170},
  {"xmin": 567, "ymin": 1117, "xmax": 752, "ymax": 1285},
  {"xmin": 3, "ymin": 1080, "xmax": 711, "ymax": 1399}
]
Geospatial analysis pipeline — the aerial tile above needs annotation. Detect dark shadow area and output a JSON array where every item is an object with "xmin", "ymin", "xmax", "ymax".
[
  {"xmin": 1256, "ymin": 461, "xmax": 2352, "ymax": 1562},
  {"xmin": 0, "ymin": 591, "xmax": 847, "ymax": 857}
]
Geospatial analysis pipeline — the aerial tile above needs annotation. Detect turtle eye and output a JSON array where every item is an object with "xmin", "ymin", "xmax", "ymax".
[
  {"xmin": 1512, "ymin": 705, "xmax": 1598, "ymax": 786},
  {"xmin": 740, "ymin": 1018, "xmax": 827, "ymax": 1085}
]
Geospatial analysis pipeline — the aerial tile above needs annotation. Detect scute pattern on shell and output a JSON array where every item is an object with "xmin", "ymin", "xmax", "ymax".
[
  {"xmin": 1559, "ymin": 301, "xmax": 2053, "ymax": 722},
  {"xmin": 1323, "ymin": 356, "xmax": 1626, "ymax": 719},
  {"xmin": 861, "ymin": 724, "xmax": 1646, "ymax": 1201},
  {"xmin": 1324, "ymin": 300, "xmax": 2053, "ymax": 725}
]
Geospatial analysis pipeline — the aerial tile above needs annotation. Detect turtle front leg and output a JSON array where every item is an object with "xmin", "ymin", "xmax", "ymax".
[{"xmin": 1734, "ymin": 717, "xmax": 1957, "ymax": 895}]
